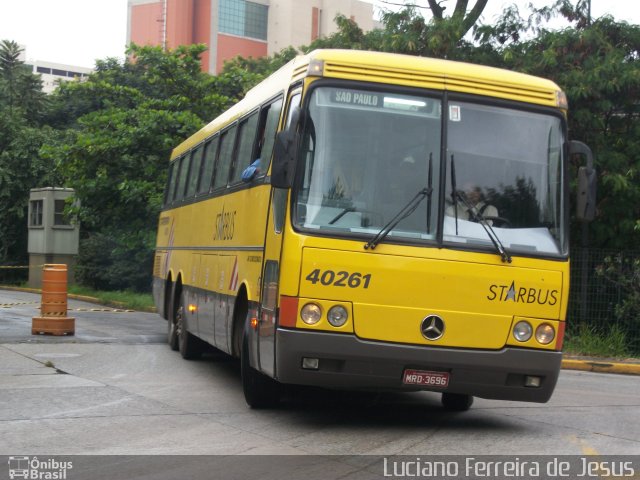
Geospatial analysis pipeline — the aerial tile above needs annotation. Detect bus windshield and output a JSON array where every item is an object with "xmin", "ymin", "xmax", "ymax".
[{"xmin": 293, "ymin": 85, "xmax": 567, "ymax": 257}]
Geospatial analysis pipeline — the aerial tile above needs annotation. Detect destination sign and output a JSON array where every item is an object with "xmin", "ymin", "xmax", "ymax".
[
  {"xmin": 317, "ymin": 87, "xmax": 438, "ymax": 117},
  {"xmin": 331, "ymin": 90, "xmax": 383, "ymax": 107}
]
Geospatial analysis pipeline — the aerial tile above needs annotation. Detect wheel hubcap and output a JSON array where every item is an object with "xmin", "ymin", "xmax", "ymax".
[{"xmin": 175, "ymin": 306, "xmax": 184, "ymax": 337}]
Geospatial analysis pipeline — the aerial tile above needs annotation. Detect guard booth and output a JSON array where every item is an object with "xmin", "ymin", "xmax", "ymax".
[{"xmin": 27, "ymin": 188, "xmax": 80, "ymax": 288}]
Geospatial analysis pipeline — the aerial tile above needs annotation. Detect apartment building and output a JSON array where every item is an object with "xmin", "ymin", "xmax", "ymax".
[
  {"xmin": 18, "ymin": 46, "xmax": 92, "ymax": 93},
  {"xmin": 26, "ymin": 61, "xmax": 92, "ymax": 94},
  {"xmin": 127, "ymin": 0, "xmax": 375, "ymax": 74}
]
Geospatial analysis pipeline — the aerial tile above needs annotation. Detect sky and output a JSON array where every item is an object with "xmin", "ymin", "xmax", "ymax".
[{"xmin": 0, "ymin": 0, "xmax": 638, "ymax": 70}]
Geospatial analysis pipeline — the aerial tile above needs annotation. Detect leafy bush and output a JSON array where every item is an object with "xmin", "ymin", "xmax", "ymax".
[
  {"xmin": 76, "ymin": 230, "xmax": 154, "ymax": 293},
  {"xmin": 596, "ymin": 254, "xmax": 640, "ymax": 352},
  {"xmin": 564, "ymin": 323, "xmax": 630, "ymax": 358}
]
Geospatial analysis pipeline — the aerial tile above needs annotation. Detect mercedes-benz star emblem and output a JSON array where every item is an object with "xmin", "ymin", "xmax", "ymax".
[{"xmin": 421, "ymin": 315, "xmax": 445, "ymax": 341}]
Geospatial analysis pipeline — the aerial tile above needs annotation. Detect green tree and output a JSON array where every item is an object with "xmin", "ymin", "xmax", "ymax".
[
  {"xmin": 0, "ymin": 39, "xmax": 23, "ymax": 114},
  {"xmin": 0, "ymin": 40, "xmax": 48, "ymax": 122},
  {"xmin": 301, "ymin": 1, "xmax": 488, "ymax": 59},
  {"xmin": 0, "ymin": 40, "xmax": 54, "ymax": 268},
  {"xmin": 46, "ymin": 44, "xmax": 226, "ymax": 291},
  {"xmin": 597, "ymin": 254, "xmax": 640, "ymax": 352},
  {"xmin": 479, "ymin": 2, "xmax": 640, "ymax": 249},
  {"xmin": 219, "ymin": 46, "xmax": 297, "ymax": 81},
  {"xmin": 0, "ymin": 119, "xmax": 57, "ymax": 264},
  {"xmin": 378, "ymin": 0, "xmax": 488, "ymax": 58}
]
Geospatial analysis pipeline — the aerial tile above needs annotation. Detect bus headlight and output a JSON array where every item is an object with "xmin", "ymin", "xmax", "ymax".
[
  {"xmin": 513, "ymin": 321, "xmax": 533, "ymax": 342},
  {"xmin": 327, "ymin": 305, "xmax": 348, "ymax": 327},
  {"xmin": 535, "ymin": 323, "xmax": 555, "ymax": 345},
  {"xmin": 301, "ymin": 303, "xmax": 322, "ymax": 325}
]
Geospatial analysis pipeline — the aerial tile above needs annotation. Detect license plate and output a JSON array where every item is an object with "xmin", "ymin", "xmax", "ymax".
[{"xmin": 403, "ymin": 369, "xmax": 449, "ymax": 388}]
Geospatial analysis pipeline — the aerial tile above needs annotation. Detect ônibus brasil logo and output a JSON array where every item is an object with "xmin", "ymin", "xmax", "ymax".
[{"xmin": 8, "ymin": 456, "xmax": 73, "ymax": 480}]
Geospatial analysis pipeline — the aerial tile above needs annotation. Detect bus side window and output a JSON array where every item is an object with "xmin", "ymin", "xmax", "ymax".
[
  {"xmin": 170, "ymin": 156, "xmax": 181, "ymax": 202},
  {"xmin": 286, "ymin": 92, "xmax": 301, "ymax": 128},
  {"xmin": 164, "ymin": 160, "xmax": 177, "ymax": 206},
  {"xmin": 230, "ymin": 111, "xmax": 260, "ymax": 184},
  {"xmin": 172, "ymin": 155, "xmax": 188, "ymax": 202},
  {"xmin": 273, "ymin": 91, "xmax": 301, "ymax": 232},
  {"xmin": 259, "ymin": 97, "xmax": 283, "ymax": 174},
  {"xmin": 213, "ymin": 125, "xmax": 237, "ymax": 190},
  {"xmin": 198, "ymin": 135, "xmax": 218, "ymax": 195},
  {"xmin": 178, "ymin": 153, "xmax": 192, "ymax": 201},
  {"xmin": 186, "ymin": 144, "xmax": 204, "ymax": 198}
]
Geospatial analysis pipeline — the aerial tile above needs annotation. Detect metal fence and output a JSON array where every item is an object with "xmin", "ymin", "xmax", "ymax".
[
  {"xmin": 568, "ymin": 248, "xmax": 640, "ymax": 353},
  {"xmin": 0, "ymin": 265, "xmax": 28, "ymax": 286}
]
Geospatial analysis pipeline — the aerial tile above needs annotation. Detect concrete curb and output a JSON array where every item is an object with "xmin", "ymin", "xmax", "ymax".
[{"xmin": 561, "ymin": 358, "xmax": 640, "ymax": 375}]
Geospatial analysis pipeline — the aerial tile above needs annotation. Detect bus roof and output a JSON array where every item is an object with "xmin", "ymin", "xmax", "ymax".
[{"xmin": 171, "ymin": 49, "xmax": 563, "ymax": 159}]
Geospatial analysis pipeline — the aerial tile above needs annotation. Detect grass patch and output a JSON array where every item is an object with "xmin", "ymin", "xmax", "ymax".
[
  {"xmin": 564, "ymin": 323, "xmax": 631, "ymax": 358},
  {"xmin": 67, "ymin": 285, "xmax": 155, "ymax": 312}
]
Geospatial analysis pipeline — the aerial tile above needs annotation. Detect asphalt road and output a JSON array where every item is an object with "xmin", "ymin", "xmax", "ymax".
[
  {"xmin": 0, "ymin": 289, "xmax": 638, "ymax": 478},
  {"xmin": 0, "ymin": 289, "xmax": 164, "ymax": 345}
]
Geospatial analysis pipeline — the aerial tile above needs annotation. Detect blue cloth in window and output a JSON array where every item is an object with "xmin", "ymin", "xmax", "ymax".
[{"xmin": 241, "ymin": 159, "xmax": 261, "ymax": 182}]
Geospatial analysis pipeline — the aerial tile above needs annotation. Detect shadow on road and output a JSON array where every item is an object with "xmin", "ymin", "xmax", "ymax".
[{"xmin": 193, "ymin": 346, "xmax": 524, "ymax": 433}]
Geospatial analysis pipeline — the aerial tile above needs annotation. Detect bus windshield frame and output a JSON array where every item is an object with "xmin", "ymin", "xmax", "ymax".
[{"xmin": 291, "ymin": 81, "xmax": 569, "ymax": 259}]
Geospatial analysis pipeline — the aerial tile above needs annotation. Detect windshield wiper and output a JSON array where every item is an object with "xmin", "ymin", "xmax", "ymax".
[
  {"xmin": 328, "ymin": 207, "xmax": 355, "ymax": 225},
  {"xmin": 364, "ymin": 188, "xmax": 431, "ymax": 250},
  {"xmin": 455, "ymin": 190, "xmax": 512, "ymax": 263}
]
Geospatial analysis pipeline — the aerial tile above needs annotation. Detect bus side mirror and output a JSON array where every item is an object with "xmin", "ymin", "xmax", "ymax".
[
  {"xmin": 571, "ymin": 140, "xmax": 597, "ymax": 222},
  {"xmin": 271, "ymin": 107, "xmax": 301, "ymax": 189}
]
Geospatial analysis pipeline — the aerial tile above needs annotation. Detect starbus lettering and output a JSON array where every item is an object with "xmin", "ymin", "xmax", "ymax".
[
  {"xmin": 213, "ymin": 207, "xmax": 236, "ymax": 241},
  {"xmin": 487, "ymin": 281, "xmax": 558, "ymax": 306}
]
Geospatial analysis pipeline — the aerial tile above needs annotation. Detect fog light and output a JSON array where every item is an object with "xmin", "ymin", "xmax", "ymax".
[
  {"xmin": 513, "ymin": 321, "xmax": 533, "ymax": 342},
  {"xmin": 525, "ymin": 375, "xmax": 542, "ymax": 387},
  {"xmin": 301, "ymin": 303, "xmax": 322, "ymax": 325},
  {"xmin": 535, "ymin": 323, "xmax": 555, "ymax": 345},
  {"xmin": 327, "ymin": 305, "xmax": 348, "ymax": 327},
  {"xmin": 302, "ymin": 357, "xmax": 319, "ymax": 370}
]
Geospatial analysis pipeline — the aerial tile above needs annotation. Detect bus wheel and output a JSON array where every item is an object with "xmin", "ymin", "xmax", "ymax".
[
  {"xmin": 176, "ymin": 293, "xmax": 202, "ymax": 360},
  {"xmin": 241, "ymin": 334, "xmax": 280, "ymax": 409},
  {"xmin": 442, "ymin": 392, "xmax": 473, "ymax": 411}
]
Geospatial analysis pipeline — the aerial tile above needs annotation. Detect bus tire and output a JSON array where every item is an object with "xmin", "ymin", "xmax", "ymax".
[
  {"xmin": 167, "ymin": 318, "xmax": 178, "ymax": 352},
  {"xmin": 241, "ymin": 334, "xmax": 280, "ymax": 409},
  {"xmin": 442, "ymin": 392, "xmax": 473, "ymax": 411},
  {"xmin": 176, "ymin": 292, "xmax": 202, "ymax": 360},
  {"xmin": 168, "ymin": 318, "xmax": 179, "ymax": 351},
  {"xmin": 167, "ymin": 288, "xmax": 179, "ymax": 351}
]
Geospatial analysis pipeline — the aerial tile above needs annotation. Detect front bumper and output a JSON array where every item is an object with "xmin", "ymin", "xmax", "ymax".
[{"xmin": 275, "ymin": 328, "xmax": 561, "ymax": 402}]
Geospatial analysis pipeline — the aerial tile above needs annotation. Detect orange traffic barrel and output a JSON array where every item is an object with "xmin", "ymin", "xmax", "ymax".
[
  {"xmin": 41, "ymin": 264, "xmax": 68, "ymax": 312},
  {"xmin": 32, "ymin": 264, "xmax": 75, "ymax": 336}
]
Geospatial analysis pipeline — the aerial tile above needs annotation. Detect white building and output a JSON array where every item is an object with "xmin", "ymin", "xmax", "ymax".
[
  {"xmin": 25, "ymin": 60, "xmax": 92, "ymax": 94},
  {"xmin": 18, "ymin": 46, "xmax": 92, "ymax": 94}
]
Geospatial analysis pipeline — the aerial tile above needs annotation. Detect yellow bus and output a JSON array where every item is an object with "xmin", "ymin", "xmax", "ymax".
[{"xmin": 153, "ymin": 49, "xmax": 596, "ymax": 410}]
